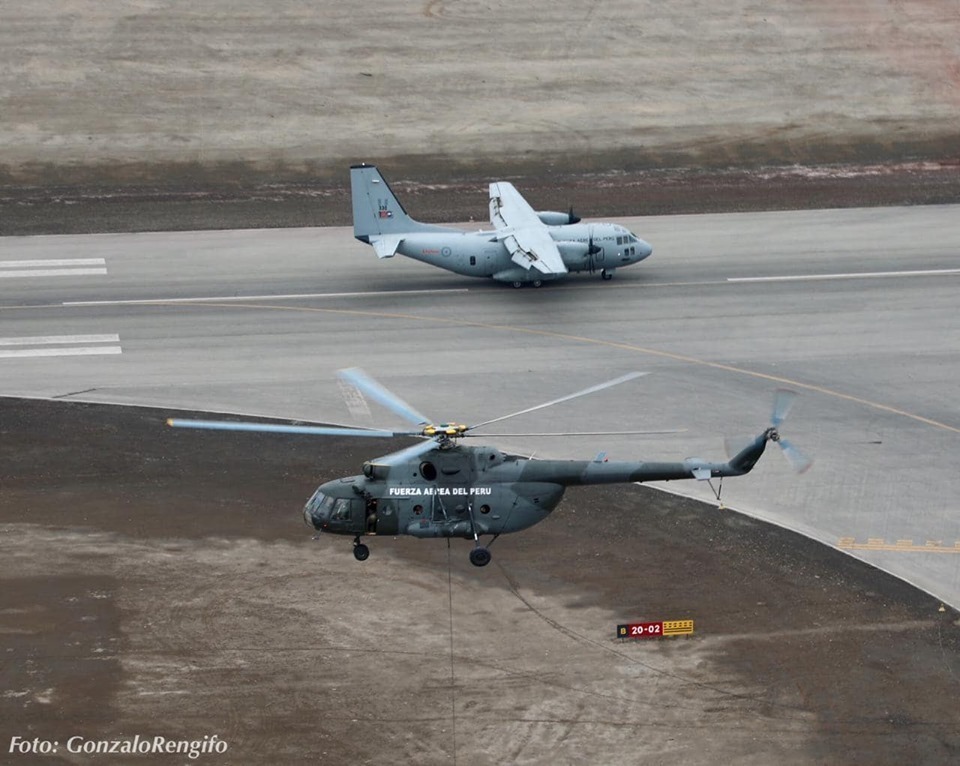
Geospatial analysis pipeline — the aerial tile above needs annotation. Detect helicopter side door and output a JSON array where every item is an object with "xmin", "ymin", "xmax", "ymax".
[{"xmin": 373, "ymin": 498, "xmax": 399, "ymax": 536}]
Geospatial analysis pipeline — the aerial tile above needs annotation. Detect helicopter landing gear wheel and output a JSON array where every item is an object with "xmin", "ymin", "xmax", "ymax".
[
  {"xmin": 512, "ymin": 280, "xmax": 524, "ymax": 289},
  {"xmin": 469, "ymin": 547, "xmax": 492, "ymax": 567},
  {"xmin": 353, "ymin": 539, "xmax": 370, "ymax": 561},
  {"xmin": 601, "ymin": 269, "xmax": 614, "ymax": 281}
]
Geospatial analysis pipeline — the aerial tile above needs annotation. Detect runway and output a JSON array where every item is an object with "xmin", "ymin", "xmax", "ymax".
[{"xmin": 2, "ymin": 203, "xmax": 960, "ymax": 607}]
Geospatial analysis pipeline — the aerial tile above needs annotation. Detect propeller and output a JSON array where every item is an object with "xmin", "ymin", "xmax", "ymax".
[
  {"xmin": 567, "ymin": 205, "xmax": 581, "ymax": 225},
  {"xmin": 769, "ymin": 388, "xmax": 812, "ymax": 472},
  {"xmin": 585, "ymin": 229, "xmax": 600, "ymax": 273},
  {"xmin": 725, "ymin": 388, "xmax": 812, "ymax": 473},
  {"xmin": 587, "ymin": 232, "xmax": 601, "ymax": 255}
]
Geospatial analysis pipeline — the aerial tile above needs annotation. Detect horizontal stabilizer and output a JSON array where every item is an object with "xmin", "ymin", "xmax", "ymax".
[
  {"xmin": 683, "ymin": 458, "xmax": 712, "ymax": 481},
  {"xmin": 371, "ymin": 235, "xmax": 403, "ymax": 259}
]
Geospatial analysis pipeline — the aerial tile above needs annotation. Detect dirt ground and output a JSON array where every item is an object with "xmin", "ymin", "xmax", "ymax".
[
  {"xmin": 2, "ymin": 398, "xmax": 959, "ymax": 765},
  {"xmin": 2, "ymin": 2, "xmax": 960, "ymax": 235},
  {"xmin": 2, "ymin": 160, "xmax": 960, "ymax": 237}
]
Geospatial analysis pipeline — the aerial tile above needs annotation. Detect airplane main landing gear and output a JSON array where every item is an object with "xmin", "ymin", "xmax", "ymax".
[
  {"xmin": 512, "ymin": 280, "xmax": 544, "ymax": 288},
  {"xmin": 469, "ymin": 547, "xmax": 492, "ymax": 567},
  {"xmin": 353, "ymin": 536, "xmax": 370, "ymax": 561}
]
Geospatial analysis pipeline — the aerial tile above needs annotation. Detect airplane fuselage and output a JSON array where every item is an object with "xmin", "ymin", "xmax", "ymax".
[
  {"xmin": 395, "ymin": 222, "xmax": 652, "ymax": 283},
  {"xmin": 351, "ymin": 164, "xmax": 653, "ymax": 286}
]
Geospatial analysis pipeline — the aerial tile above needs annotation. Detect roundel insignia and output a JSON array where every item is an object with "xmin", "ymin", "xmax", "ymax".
[{"xmin": 441, "ymin": 247, "xmax": 452, "ymax": 257}]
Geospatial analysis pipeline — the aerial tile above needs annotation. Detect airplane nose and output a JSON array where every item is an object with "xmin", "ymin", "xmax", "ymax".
[{"xmin": 637, "ymin": 240, "xmax": 653, "ymax": 260}]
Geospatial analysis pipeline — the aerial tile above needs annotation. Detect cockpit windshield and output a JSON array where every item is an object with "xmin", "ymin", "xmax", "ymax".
[{"xmin": 307, "ymin": 491, "xmax": 335, "ymax": 515}]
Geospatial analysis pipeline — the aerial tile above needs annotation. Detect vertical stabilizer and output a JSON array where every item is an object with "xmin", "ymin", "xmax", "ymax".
[{"xmin": 350, "ymin": 164, "xmax": 448, "ymax": 241}]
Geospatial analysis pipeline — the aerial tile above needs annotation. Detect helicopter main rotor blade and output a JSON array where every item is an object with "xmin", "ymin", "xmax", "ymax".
[
  {"xmin": 467, "ymin": 371, "xmax": 647, "ymax": 431},
  {"xmin": 369, "ymin": 438, "xmax": 439, "ymax": 466},
  {"xmin": 166, "ymin": 419, "xmax": 411, "ymax": 438},
  {"xmin": 337, "ymin": 367, "xmax": 432, "ymax": 427},
  {"xmin": 461, "ymin": 428, "xmax": 685, "ymax": 437}
]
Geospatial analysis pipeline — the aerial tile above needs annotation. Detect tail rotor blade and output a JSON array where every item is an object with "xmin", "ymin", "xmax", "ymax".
[
  {"xmin": 771, "ymin": 388, "xmax": 798, "ymax": 427},
  {"xmin": 778, "ymin": 438, "xmax": 813, "ymax": 474}
]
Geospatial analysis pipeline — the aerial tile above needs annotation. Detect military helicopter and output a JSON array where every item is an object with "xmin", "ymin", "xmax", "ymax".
[{"xmin": 167, "ymin": 369, "xmax": 810, "ymax": 567}]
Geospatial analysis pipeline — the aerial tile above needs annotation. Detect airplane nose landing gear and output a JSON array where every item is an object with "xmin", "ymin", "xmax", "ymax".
[{"xmin": 601, "ymin": 268, "xmax": 615, "ymax": 280}]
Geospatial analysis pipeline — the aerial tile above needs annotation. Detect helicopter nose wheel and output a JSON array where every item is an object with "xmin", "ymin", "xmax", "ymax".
[
  {"xmin": 353, "ymin": 537, "xmax": 370, "ymax": 562},
  {"xmin": 469, "ymin": 547, "xmax": 492, "ymax": 567}
]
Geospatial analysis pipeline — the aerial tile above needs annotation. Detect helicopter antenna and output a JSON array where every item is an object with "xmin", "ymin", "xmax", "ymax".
[{"xmin": 467, "ymin": 371, "xmax": 647, "ymax": 431}]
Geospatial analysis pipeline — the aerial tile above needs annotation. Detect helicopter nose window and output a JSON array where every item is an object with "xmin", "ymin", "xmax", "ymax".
[{"xmin": 419, "ymin": 461, "xmax": 438, "ymax": 481}]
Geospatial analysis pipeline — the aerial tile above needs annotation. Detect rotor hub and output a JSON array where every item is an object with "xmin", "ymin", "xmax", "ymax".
[{"xmin": 422, "ymin": 422, "xmax": 468, "ymax": 438}]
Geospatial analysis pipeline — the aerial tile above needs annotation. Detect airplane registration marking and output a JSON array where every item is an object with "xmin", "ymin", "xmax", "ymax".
[
  {"xmin": 838, "ymin": 537, "xmax": 960, "ymax": 554},
  {"xmin": 63, "ymin": 288, "xmax": 469, "ymax": 306},
  {"xmin": 729, "ymin": 268, "xmax": 960, "ymax": 283},
  {"xmin": 0, "ymin": 258, "xmax": 107, "ymax": 278},
  {"xmin": 0, "ymin": 333, "xmax": 122, "ymax": 359}
]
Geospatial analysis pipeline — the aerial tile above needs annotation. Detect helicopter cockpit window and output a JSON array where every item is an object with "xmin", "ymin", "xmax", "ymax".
[
  {"xmin": 332, "ymin": 498, "xmax": 353, "ymax": 520},
  {"xmin": 307, "ymin": 491, "xmax": 334, "ymax": 514}
]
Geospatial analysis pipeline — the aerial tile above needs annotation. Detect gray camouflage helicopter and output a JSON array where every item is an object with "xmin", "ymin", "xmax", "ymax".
[{"xmin": 167, "ymin": 369, "xmax": 810, "ymax": 567}]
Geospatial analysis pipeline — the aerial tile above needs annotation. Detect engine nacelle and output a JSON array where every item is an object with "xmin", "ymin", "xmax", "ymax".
[
  {"xmin": 536, "ymin": 210, "xmax": 581, "ymax": 226},
  {"xmin": 555, "ymin": 241, "xmax": 591, "ymax": 261}
]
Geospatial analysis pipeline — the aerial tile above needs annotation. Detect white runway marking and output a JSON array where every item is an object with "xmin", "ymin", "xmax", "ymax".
[
  {"xmin": 0, "ymin": 258, "xmax": 107, "ymax": 279},
  {"xmin": 63, "ymin": 288, "xmax": 469, "ymax": 306},
  {"xmin": 0, "ymin": 333, "xmax": 122, "ymax": 359},
  {"xmin": 729, "ymin": 268, "xmax": 960, "ymax": 283}
]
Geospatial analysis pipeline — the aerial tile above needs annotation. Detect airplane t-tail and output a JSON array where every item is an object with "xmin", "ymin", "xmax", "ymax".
[{"xmin": 350, "ymin": 164, "xmax": 652, "ymax": 287}]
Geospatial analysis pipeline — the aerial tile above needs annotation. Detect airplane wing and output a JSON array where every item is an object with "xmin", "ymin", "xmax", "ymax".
[{"xmin": 489, "ymin": 182, "xmax": 568, "ymax": 276}]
